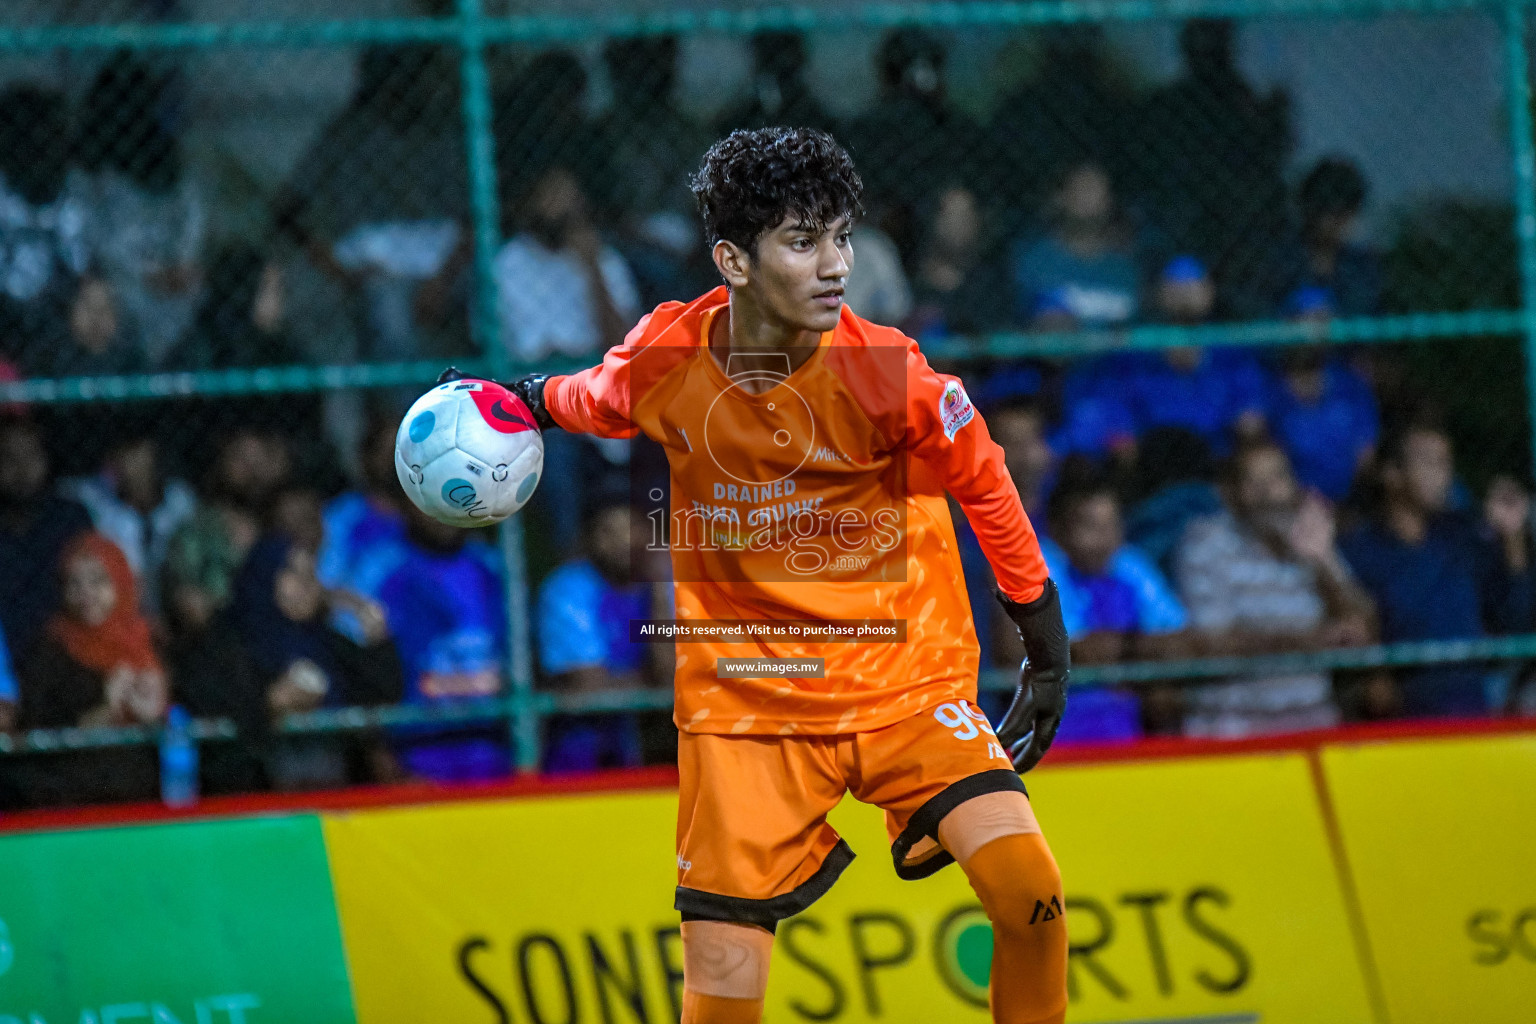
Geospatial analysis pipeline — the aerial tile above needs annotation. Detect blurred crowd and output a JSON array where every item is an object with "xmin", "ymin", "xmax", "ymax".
[
  {"xmin": 1, "ymin": 19, "xmax": 1533, "ymax": 809},
  {"xmin": 0, "ymin": 23, "xmax": 1379, "ymax": 388},
  {"xmin": 963, "ymin": 399, "xmax": 1535, "ymax": 743}
]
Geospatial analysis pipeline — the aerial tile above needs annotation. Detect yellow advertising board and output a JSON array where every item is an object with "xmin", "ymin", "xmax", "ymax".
[
  {"xmin": 324, "ymin": 752, "xmax": 1374, "ymax": 1023},
  {"xmin": 325, "ymin": 790, "xmax": 682, "ymax": 1023},
  {"xmin": 1023, "ymin": 753, "xmax": 1374, "ymax": 1024},
  {"xmin": 1322, "ymin": 733, "xmax": 1536, "ymax": 1024}
]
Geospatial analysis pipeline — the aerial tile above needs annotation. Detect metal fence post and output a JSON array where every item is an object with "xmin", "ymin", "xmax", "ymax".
[
  {"xmin": 500, "ymin": 516, "xmax": 541, "ymax": 774},
  {"xmin": 1505, "ymin": 2, "xmax": 1536, "ymax": 475},
  {"xmin": 455, "ymin": 0, "xmax": 542, "ymax": 772}
]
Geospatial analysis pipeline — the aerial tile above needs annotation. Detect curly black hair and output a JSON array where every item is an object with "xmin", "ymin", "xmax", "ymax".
[{"xmin": 690, "ymin": 127, "xmax": 864, "ymax": 254}]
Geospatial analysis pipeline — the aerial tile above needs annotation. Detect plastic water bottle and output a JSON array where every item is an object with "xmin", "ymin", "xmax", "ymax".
[{"xmin": 160, "ymin": 705, "xmax": 199, "ymax": 809}]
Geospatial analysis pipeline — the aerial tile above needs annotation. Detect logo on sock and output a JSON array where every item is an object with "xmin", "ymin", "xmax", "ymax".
[{"xmin": 1029, "ymin": 895, "xmax": 1064, "ymax": 924}]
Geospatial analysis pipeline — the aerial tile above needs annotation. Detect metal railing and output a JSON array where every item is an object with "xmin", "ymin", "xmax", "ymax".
[{"xmin": 6, "ymin": 632, "xmax": 1534, "ymax": 757}]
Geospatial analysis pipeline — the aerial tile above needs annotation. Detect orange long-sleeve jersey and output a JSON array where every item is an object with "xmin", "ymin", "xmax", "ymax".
[{"xmin": 545, "ymin": 287, "xmax": 1046, "ymax": 736}]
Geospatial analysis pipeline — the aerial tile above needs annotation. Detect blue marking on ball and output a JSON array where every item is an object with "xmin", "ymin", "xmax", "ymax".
[
  {"xmin": 515, "ymin": 470, "xmax": 540, "ymax": 505},
  {"xmin": 408, "ymin": 410, "xmax": 436, "ymax": 443},
  {"xmin": 442, "ymin": 478, "xmax": 477, "ymax": 506}
]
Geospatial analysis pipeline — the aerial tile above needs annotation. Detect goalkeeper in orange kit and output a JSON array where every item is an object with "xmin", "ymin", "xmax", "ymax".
[{"xmin": 442, "ymin": 127, "xmax": 1071, "ymax": 1024}]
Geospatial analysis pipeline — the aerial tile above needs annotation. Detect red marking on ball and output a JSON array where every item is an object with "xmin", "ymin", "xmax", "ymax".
[{"xmin": 466, "ymin": 381, "xmax": 537, "ymax": 434}]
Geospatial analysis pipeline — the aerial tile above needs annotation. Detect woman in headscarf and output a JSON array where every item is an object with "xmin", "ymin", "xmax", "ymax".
[
  {"xmin": 16, "ymin": 532, "xmax": 166, "ymax": 806},
  {"xmin": 229, "ymin": 536, "xmax": 402, "ymax": 790}
]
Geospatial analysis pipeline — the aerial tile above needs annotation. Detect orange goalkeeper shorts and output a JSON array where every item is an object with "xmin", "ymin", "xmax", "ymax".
[{"xmin": 673, "ymin": 698, "xmax": 1026, "ymax": 929}]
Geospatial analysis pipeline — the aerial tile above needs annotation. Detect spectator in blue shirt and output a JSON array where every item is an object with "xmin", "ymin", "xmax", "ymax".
[
  {"xmin": 537, "ymin": 497, "xmax": 672, "ymax": 773},
  {"xmin": 358, "ymin": 501, "xmax": 510, "ymax": 782},
  {"xmin": 1027, "ymin": 473, "xmax": 1190, "ymax": 742},
  {"xmin": 1012, "ymin": 160, "xmax": 1141, "ymax": 328},
  {"xmin": 231, "ymin": 536, "xmax": 403, "ymax": 791},
  {"xmin": 990, "ymin": 395, "xmax": 1058, "ymax": 527},
  {"xmin": 1057, "ymin": 258, "xmax": 1268, "ymax": 460},
  {"xmin": 1042, "ymin": 477, "xmax": 1190, "ymax": 656},
  {"xmin": 0, "ymin": 620, "xmax": 16, "ymax": 733},
  {"xmin": 1062, "ymin": 344, "xmax": 1268, "ymax": 455},
  {"xmin": 961, "ymin": 395, "xmax": 1057, "ymax": 684},
  {"xmin": 0, "ymin": 618, "xmax": 16, "ymax": 806},
  {"xmin": 1049, "ymin": 389, "xmax": 1138, "ymax": 463},
  {"xmin": 318, "ymin": 411, "xmax": 407, "ymax": 604},
  {"xmin": 1339, "ymin": 424, "xmax": 1534, "ymax": 717},
  {"xmin": 1265, "ymin": 342, "xmax": 1380, "ymax": 502}
]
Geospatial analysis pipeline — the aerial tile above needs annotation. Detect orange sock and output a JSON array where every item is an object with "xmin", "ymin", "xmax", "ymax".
[
  {"xmin": 680, "ymin": 990, "xmax": 765, "ymax": 1024},
  {"xmin": 962, "ymin": 832, "xmax": 1069, "ymax": 1024}
]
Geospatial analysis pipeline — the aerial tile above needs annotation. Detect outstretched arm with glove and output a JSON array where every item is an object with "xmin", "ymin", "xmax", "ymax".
[
  {"xmin": 438, "ymin": 367, "xmax": 557, "ymax": 431},
  {"xmin": 441, "ymin": 301, "xmax": 662, "ymax": 441}
]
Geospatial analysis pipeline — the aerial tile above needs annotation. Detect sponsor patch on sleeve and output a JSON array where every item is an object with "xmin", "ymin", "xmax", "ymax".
[{"xmin": 939, "ymin": 380, "xmax": 976, "ymax": 441}]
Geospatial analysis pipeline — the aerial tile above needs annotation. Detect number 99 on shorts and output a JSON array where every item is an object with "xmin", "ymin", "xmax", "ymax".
[{"xmin": 932, "ymin": 701, "xmax": 1007, "ymax": 762}]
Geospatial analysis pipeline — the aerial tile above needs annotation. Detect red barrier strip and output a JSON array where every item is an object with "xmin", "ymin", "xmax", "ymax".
[
  {"xmin": 1040, "ymin": 713, "xmax": 1536, "ymax": 767},
  {"xmin": 2, "ymin": 715, "xmax": 1531, "ymax": 836},
  {"xmin": 0, "ymin": 765, "xmax": 681, "ymax": 835}
]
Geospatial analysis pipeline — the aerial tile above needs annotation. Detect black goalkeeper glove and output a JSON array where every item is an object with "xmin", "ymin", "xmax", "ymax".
[
  {"xmin": 437, "ymin": 366, "xmax": 556, "ymax": 431},
  {"xmin": 994, "ymin": 578, "xmax": 1071, "ymax": 774}
]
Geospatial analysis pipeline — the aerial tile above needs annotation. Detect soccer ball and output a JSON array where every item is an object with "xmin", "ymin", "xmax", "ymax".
[{"xmin": 394, "ymin": 378, "xmax": 544, "ymax": 527}]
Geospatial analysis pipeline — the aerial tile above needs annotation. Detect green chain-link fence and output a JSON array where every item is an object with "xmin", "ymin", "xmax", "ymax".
[{"xmin": 3, "ymin": 0, "xmax": 1536, "ymax": 795}]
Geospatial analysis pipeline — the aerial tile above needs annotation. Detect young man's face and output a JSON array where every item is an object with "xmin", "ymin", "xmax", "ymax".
[
  {"xmin": 362, "ymin": 419, "xmax": 402, "ymax": 497},
  {"xmin": 1394, "ymin": 430, "xmax": 1454, "ymax": 513},
  {"xmin": 273, "ymin": 488, "xmax": 326, "ymax": 553},
  {"xmin": 933, "ymin": 187, "xmax": 979, "ymax": 253},
  {"xmin": 70, "ymin": 277, "xmax": 119, "ymax": 354},
  {"xmin": 1061, "ymin": 493, "xmax": 1122, "ymax": 576},
  {"xmin": 275, "ymin": 546, "xmax": 325, "ymax": 623},
  {"xmin": 1234, "ymin": 445, "xmax": 1301, "ymax": 537},
  {"xmin": 109, "ymin": 437, "xmax": 160, "ymax": 507},
  {"xmin": 1157, "ymin": 276, "xmax": 1215, "ymax": 324},
  {"xmin": 1310, "ymin": 209, "xmax": 1357, "ymax": 249},
  {"xmin": 990, "ymin": 408, "xmax": 1053, "ymax": 499},
  {"xmin": 589, "ymin": 504, "xmax": 639, "ymax": 584},
  {"xmin": 0, "ymin": 424, "xmax": 48, "ymax": 504},
  {"xmin": 527, "ymin": 168, "xmax": 588, "ymax": 249},
  {"xmin": 722, "ymin": 213, "xmax": 853, "ymax": 335},
  {"xmin": 217, "ymin": 432, "xmax": 291, "ymax": 507},
  {"xmin": 1057, "ymin": 164, "xmax": 1113, "ymax": 226}
]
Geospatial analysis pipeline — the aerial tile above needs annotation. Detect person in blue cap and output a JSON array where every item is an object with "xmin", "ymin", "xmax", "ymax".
[
  {"xmin": 1056, "ymin": 256, "xmax": 1267, "ymax": 460},
  {"xmin": 1264, "ymin": 286, "xmax": 1381, "ymax": 502}
]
